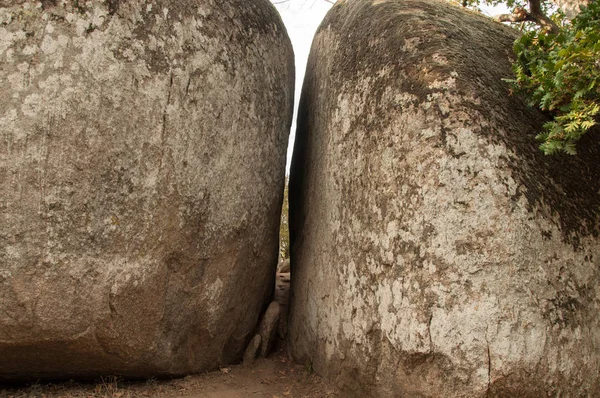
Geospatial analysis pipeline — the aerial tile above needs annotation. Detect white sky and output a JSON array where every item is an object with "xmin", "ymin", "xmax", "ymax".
[
  {"xmin": 271, "ymin": 0, "xmax": 334, "ymax": 172},
  {"xmin": 270, "ymin": 0, "xmax": 508, "ymax": 172}
]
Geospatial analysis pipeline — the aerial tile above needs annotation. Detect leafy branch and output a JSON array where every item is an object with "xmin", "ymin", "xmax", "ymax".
[
  {"xmin": 495, "ymin": 0, "xmax": 559, "ymax": 33},
  {"xmin": 506, "ymin": 1, "xmax": 600, "ymax": 154}
]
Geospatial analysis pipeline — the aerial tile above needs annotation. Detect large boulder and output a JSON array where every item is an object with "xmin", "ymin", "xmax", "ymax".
[
  {"xmin": 0, "ymin": 0, "xmax": 294, "ymax": 379},
  {"xmin": 288, "ymin": 0, "xmax": 600, "ymax": 396}
]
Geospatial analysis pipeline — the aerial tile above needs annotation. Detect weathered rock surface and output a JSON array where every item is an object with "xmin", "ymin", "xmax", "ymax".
[
  {"xmin": 258, "ymin": 301, "xmax": 281, "ymax": 357},
  {"xmin": 288, "ymin": 0, "xmax": 600, "ymax": 396},
  {"xmin": 242, "ymin": 334, "xmax": 262, "ymax": 366},
  {"xmin": 275, "ymin": 272, "xmax": 291, "ymax": 339},
  {"xmin": 0, "ymin": 0, "xmax": 294, "ymax": 379}
]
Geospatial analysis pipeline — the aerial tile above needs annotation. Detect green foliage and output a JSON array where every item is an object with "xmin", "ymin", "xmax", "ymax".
[
  {"xmin": 279, "ymin": 177, "xmax": 290, "ymax": 260},
  {"xmin": 507, "ymin": 1, "xmax": 600, "ymax": 154}
]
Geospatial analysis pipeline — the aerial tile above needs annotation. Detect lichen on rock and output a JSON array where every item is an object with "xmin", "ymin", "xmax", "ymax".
[
  {"xmin": 0, "ymin": 0, "xmax": 294, "ymax": 379},
  {"xmin": 288, "ymin": 0, "xmax": 600, "ymax": 396}
]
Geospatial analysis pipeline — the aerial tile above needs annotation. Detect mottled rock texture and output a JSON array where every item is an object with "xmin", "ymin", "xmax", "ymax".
[
  {"xmin": 0, "ymin": 0, "xmax": 294, "ymax": 379},
  {"xmin": 288, "ymin": 0, "xmax": 600, "ymax": 396}
]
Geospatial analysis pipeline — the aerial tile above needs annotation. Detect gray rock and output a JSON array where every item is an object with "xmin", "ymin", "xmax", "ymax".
[
  {"xmin": 288, "ymin": 0, "xmax": 600, "ymax": 397},
  {"xmin": 243, "ymin": 334, "xmax": 262, "ymax": 366},
  {"xmin": 0, "ymin": 0, "xmax": 293, "ymax": 380},
  {"xmin": 258, "ymin": 301, "xmax": 281, "ymax": 357},
  {"xmin": 275, "ymin": 272, "xmax": 291, "ymax": 339}
]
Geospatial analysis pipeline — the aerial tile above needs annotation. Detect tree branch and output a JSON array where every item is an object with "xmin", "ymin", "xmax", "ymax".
[
  {"xmin": 529, "ymin": 0, "xmax": 543, "ymax": 15},
  {"xmin": 496, "ymin": 0, "xmax": 559, "ymax": 34}
]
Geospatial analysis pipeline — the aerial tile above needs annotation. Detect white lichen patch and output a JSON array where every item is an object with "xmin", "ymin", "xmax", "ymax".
[{"xmin": 21, "ymin": 93, "xmax": 42, "ymax": 117}]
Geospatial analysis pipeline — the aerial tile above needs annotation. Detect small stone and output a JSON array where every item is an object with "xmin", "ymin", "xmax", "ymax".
[
  {"xmin": 258, "ymin": 301, "xmax": 281, "ymax": 357},
  {"xmin": 243, "ymin": 334, "xmax": 262, "ymax": 366},
  {"xmin": 274, "ymin": 273, "xmax": 291, "ymax": 339}
]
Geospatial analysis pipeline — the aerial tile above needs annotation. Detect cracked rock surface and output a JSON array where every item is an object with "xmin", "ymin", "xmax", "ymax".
[
  {"xmin": 288, "ymin": 0, "xmax": 600, "ymax": 396},
  {"xmin": 0, "ymin": 0, "xmax": 294, "ymax": 379}
]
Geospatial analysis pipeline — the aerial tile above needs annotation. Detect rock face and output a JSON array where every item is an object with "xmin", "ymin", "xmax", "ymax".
[
  {"xmin": 288, "ymin": 0, "xmax": 600, "ymax": 396},
  {"xmin": 242, "ymin": 334, "xmax": 262, "ymax": 366},
  {"xmin": 0, "ymin": 0, "xmax": 294, "ymax": 379},
  {"xmin": 258, "ymin": 301, "xmax": 281, "ymax": 357}
]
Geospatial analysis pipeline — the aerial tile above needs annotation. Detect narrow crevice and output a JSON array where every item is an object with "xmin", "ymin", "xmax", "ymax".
[
  {"xmin": 243, "ymin": 175, "xmax": 290, "ymax": 365},
  {"xmin": 274, "ymin": 175, "xmax": 291, "ymax": 348},
  {"xmin": 158, "ymin": 71, "xmax": 174, "ymax": 172},
  {"xmin": 428, "ymin": 312, "xmax": 434, "ymax": 353},
  {"xmin": 485, "ymin": 331, "xmax": 492, "ymax": 396}
]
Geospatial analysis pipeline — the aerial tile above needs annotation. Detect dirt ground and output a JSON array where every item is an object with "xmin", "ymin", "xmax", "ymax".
[
  {"xmin": 0, "ymin": 274, "xmax": 339, "ymax": 398},
  {"xmin": 0, "ymin": 348, "xmax": 338, "ymax": 398}
]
